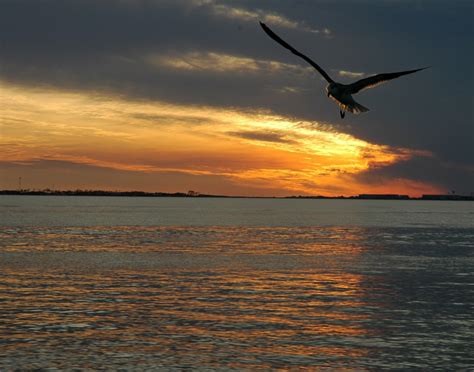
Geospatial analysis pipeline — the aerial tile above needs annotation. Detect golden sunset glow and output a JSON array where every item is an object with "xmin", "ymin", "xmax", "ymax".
[
  {"xmin": 0, "ymin": 81, "xmax": 440, "ymax": 196},
  {"xmin": 2, "ymin": 2, "xmax": 472, "ymax": 371}
]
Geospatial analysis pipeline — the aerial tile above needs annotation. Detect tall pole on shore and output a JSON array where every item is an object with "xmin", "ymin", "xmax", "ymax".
[{"xmin": 18, "ymin": 177, "xmax": 22, "ymax": 191}]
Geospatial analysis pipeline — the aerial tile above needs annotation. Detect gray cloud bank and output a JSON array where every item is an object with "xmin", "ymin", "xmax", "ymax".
[{"xmin": 1, "ymin": 0, "xmax": 472, "ymax": 193}]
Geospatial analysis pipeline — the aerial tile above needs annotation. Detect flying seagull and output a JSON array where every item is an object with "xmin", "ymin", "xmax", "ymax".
[{"xmin": 259, "ymin": 22, "xmax": 428, "ymax": 118}]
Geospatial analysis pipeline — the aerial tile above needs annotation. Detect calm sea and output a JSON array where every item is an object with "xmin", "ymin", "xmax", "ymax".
[{"xmin": 1, "ymin": 196, "xmax": 473, "ymax": 370}]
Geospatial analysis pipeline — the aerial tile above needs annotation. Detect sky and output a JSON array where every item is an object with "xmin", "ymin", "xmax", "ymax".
[{"xmin": 1, "ymin": 0, "xmax": 473, "ymax": 197}]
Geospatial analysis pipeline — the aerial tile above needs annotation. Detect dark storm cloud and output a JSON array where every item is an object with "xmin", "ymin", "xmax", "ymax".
[
  {"xmin": 0, "ymin": 0, "xmax": 317, "ymax": 103},
  {"xmin": 1, "ymin": 0, "xmax": 472, "ymax": 191},
  {"xmin": 356, "ymin": 156, "xmax": 474, "ymax": 195}
]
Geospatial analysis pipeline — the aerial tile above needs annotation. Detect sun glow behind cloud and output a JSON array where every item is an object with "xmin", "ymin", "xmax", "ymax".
[
  {"xmin": 0, "ymin": 82, "xmax": 438, "ymax": 196},
  {"xmin": 337, "ymin": 70, "xmax": 366, "ymax": 78},
  {"xmin": 191, "ymin": 0, "xmax": 327, "ymax": 34},
  {"xmin": 147, "ymin": 51, "xmax": 312, "ymax": 75}
]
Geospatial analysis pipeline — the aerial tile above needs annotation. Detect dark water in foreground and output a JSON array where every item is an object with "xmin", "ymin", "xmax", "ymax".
[{"xmin": 1, "ymin": 196, "xmax": 473, "ymax": 369}]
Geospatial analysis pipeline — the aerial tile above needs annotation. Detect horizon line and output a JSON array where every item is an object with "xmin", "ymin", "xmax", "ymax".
[{"xmin": 1, "ymin": 189, "xmax": 472, "ymax": 201}]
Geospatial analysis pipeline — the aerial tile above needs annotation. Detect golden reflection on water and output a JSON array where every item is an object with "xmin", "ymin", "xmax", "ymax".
[
  {"xmin": 0, "ymin": 226, "xmax": 366, "ymax": 255},
  {"xmin": 2, "ymin": 224, "xmax": 473, "ymax": 370},
  {"xmin": 1, "ymin": 266, "xmax": 371, "ymax": 369}
]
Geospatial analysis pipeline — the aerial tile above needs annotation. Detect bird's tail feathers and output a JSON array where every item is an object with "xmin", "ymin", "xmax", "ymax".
[
  {"xmin": 351, "ymin": 102, "xmax": 369, "ymax": 114},
  {"xmin": 340, "ymin": 101, "xmax": 370, "ymax": 114}
]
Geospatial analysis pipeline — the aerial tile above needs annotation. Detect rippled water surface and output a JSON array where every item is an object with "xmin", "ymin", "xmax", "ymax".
[{"xmin": 1, "ymin": 196, "xmax": 473, "ymax": 369}]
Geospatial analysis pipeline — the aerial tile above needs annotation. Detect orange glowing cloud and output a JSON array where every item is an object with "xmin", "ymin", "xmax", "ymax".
[{"xmin": 0, "ymin": 82, "xmax": 439, "ymax": 196}]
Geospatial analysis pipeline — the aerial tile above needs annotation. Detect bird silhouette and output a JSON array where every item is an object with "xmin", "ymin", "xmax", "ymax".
[{"xmin": 260, "ymin": 22, "xmax": 428, "ymax": 119}]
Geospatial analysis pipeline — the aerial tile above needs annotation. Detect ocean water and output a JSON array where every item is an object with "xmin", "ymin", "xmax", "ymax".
[{"xmin": 1, "ymin": 196, "xmax": 473, "ymax": 369}]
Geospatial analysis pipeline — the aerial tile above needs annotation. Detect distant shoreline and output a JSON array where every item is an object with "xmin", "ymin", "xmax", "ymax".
[{"xmin": 1, "ymin": 190, "xmax": 472, "ymax": 201}]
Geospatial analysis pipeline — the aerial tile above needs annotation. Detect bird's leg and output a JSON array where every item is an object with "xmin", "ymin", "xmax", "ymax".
[{"xmin": 340, "ymin": 110, "xmax": 345, "ymax": 119}]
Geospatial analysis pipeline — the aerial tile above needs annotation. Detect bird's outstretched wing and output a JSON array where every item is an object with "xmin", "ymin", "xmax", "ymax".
[
  {"xmin": 259, "ymin": 22, "xmax": 334, "ymax": 83},
  {"xmin": 347, "ymin": 67, "xmax": 428, "ymax": 94}
]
